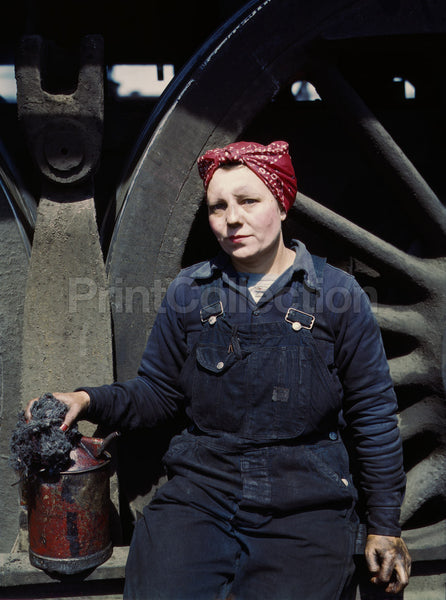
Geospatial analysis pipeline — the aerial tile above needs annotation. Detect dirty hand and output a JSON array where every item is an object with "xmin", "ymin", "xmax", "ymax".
[
  {"xmin": 365, "ymin": 534, "xmax": 411, "ymax": 594},
  {"xmin": 25, "ymin": 391, "xmax": 90, "ymax": 430}
]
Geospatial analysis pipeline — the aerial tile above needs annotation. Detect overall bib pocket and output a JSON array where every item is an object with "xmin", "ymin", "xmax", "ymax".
[
  {"xmin": 245, "ymin": 342, "xmax": 310, "ymax": 440},
  {"xmin": 184, "ymin": 318, "xmax": 336, "ymax": 441},
  {"xmin": 191, "ymin": 342, "xmax": 249, "ymax": 434}
]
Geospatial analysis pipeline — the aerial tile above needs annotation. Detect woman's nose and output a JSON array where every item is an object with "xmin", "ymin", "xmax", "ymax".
[{"xmin": 227, "ymin": 203, "xmax": 242, "ymax": 224}]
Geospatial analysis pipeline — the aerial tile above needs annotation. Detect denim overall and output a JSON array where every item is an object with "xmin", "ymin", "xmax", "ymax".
[{"xmin": 124, "ymin": 259, "xmax": 360, "ymax": 600}]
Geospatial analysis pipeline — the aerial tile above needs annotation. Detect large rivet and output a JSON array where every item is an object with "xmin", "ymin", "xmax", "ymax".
[
  {"xmin": 209, "ymin": 315, "xmax": 217, "ymax": 325},
  {"xmin": 292, "ymin": 322, "xmax": 302, "ymax": 331},
  {"xmin": 216, "ymin": 361, "xmax": 224, "ymax": 370},
  {"xmin": 341, "ymin": 478, "xmax": 349, "ymax": 487}
]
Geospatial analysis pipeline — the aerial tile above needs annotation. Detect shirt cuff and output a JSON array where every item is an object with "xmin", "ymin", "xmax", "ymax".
[
  {"xmin": 74, "ymin": 385, "xmax": 107, "ymax": 423},
  {"xmin": 366, "ymin": 506, "xmax": 402, "ymax": 536}
]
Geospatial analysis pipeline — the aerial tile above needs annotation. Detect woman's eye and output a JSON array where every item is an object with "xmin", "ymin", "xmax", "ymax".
[
  {"xmin": 242, "ymin": 198, "xmax": 257, "ymax": 205},
  {"xmin": 209, "ymin": 203, "xmax": 225, "ymax": 213}
]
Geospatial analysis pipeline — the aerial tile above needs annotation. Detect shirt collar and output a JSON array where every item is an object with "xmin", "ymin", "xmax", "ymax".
[
  {"xmin": 187, "ymin": 239, "xmax": 320, "ymax": 291},
  {"xmin": 290, "ymin": 240, "xmax": 320, "ymax": 290},
  {"xmin": 186, "ymin": 251, "xmax": 232, "ymax": 280}
]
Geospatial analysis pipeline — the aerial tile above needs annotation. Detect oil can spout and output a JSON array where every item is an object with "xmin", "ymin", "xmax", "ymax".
[{"xmin": 95, "ymin": 431, "xmax": 121, "ymax": 457}]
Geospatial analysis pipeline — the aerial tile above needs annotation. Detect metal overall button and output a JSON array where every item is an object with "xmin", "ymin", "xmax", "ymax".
[
  {"xmin": 195, "ymin": 346, "xmax": 237, "ymax": 373},
  {"xmin": 200, "ymin": 301, "xmax": 224, "ymax": 325}
]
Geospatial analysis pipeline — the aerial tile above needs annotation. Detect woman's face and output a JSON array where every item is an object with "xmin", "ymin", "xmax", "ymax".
[{"xmin": 206, "ymin": 164, "xmax": 286, "ymax": 272}]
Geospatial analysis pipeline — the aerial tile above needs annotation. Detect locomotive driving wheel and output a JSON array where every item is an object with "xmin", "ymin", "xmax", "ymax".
[{"xmin": 105, "ymin": 0, "xmax": 446, "ymax": 594}]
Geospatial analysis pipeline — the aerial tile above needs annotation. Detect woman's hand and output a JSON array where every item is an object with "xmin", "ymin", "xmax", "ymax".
[
  {"xmin": 25, "ymin": 391, "xmax": 91, "ymax": 430},
  {"xmin": 365, "ymin": 534, "xmax": 411, "ymax": 594}
]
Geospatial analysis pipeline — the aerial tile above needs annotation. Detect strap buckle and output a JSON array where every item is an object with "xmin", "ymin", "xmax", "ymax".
[
  {"xmin": 285, "ymin": 307, "xmax": 315, "ymax": 331},
  {"xmin": 200, "ymin": 301, "xmax": 224, "ymax": 325}
]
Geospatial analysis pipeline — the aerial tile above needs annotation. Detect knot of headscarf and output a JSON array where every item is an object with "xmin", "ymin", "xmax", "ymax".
[{"xmin": 197, "ymin": 140, "xmax": 297, "ymax": 212}]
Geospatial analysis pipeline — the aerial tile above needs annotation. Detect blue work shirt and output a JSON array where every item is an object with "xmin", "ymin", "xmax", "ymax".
[{"xmin": 84, "ymin": 240, "xmax": 405, "ymax": 536}]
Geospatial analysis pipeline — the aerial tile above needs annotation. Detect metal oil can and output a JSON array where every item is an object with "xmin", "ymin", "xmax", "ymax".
[{"xmin": 26, "ymin": 435, "xmax": 113, "ymax": 575}]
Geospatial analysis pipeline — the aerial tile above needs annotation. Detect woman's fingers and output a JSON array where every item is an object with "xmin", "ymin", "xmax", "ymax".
[
  {"xmin": 24, "ymin": 391, "xmax": 90, "ymax": 429},
  {"xmin": 24, "ymin": 398, "xmax": 39, "ymax": 422}
]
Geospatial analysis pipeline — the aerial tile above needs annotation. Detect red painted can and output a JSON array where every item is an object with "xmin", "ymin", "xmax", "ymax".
[{"xmin": 27, "ymin": 436, "xmax": 113, "ymax": 575}]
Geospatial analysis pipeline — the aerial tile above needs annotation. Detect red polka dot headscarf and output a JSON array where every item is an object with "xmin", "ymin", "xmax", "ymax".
[{"xmin": 197, "ymin": 141, "xmax": 297, "ymax": 213}]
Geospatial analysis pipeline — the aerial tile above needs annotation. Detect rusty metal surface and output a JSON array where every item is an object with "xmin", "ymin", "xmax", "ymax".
[{"xmin": 27, "ymin": 438, "xmax": 112, "ymax": 575}]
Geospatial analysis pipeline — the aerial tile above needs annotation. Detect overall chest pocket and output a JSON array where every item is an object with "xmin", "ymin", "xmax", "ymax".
[
  {"xmin": 191, "ymin": 343, "xmax": 249, "ymax": 434},
  {"xmin": 195, "ymin": 346, "xmax": 238, "ymax": 374}
]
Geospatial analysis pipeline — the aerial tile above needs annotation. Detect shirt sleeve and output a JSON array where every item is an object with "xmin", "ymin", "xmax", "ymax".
[
  {"xmin": 331, "ymin": 273, "xmax": 406, "ymax": 536},
  {"xmin": 80, "ymin": 276, "xmax": 190, "ymax": 431}
]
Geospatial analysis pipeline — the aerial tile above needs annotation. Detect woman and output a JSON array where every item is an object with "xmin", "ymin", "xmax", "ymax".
[{"xmin": 26, "ymin": 141, "xmax": 410, "ymax": 599}]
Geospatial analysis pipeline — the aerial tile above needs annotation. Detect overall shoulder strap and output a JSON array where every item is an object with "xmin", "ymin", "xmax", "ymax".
[
  {"xmin": 286, "ymin": 254, "xmax": 326, "ymax": 328},
  {"xmin": 198, "ymin": 277, "xmax": 225, "ymax": 323}
]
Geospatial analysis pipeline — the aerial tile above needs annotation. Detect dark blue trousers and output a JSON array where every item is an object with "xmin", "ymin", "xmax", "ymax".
[{"xmin": 123, "ymin": 433, "xmax": 359, "ymax": 600}]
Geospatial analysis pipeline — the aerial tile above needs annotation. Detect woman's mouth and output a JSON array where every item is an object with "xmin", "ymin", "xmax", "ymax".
[{"xmin": 228, "ymin": 235, "xmax": 249, "ymax": 243}]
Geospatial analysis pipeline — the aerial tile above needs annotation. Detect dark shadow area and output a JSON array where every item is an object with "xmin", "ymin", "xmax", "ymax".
[
  {"xmin": 402, "ymin": 496, "xmax": 446, "ymax": 530},
  {"xmin": 181, "ymin": 197, "xmax": 221, "ymax": 267},
  {"xmin": 403, "ymin": 431, "xmax": 443, "ymax": 472},
  {"xmin": 115, "ymin": 416, "xmax": 185, "ymax": 544},
  {"xmin": 243, "ymin": 35, "xmax": 446, "ymax": 260}
]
